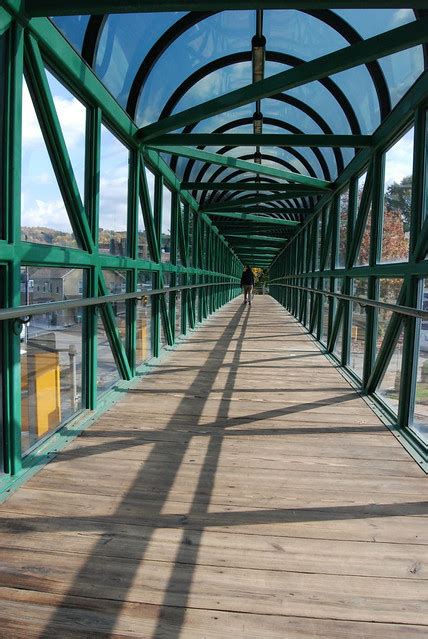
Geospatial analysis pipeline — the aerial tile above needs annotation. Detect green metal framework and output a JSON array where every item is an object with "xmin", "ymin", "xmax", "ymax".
[
  {"xmin": 0, "ymin": 2, "xmax": 241, "ymax": 493},
  {"xmin": 0, "ymin": 1, "xmax": 428, "ymax": 492},
  {"xmin": 270, "ymin": 87, "xmax": 428, "ymax": 469}
]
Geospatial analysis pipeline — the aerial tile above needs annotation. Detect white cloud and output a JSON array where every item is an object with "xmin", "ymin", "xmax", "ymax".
[
  {"xmin": 22, "ymin": 80, "xmax": 85, "ymax": 150},
  {"xmin": 384, "ymin": 129, "xmax": 414, "ymax": 186},
  {"xmin": 21, "ymin": 197, "xmax": 72, "ymax": 233}
]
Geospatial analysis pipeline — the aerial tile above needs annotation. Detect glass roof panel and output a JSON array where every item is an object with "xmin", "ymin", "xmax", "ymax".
[
  {"xmin": 95, "ymin": 12, "xmax": 186, "ymax": 109},
  {"xmin": 330, "ymin": 65, "xmax": 380, "ymax": 133},
  {"xmin": 264, "ymin": 10, "xmax": 348, "ymax": 60},
  {"xmin": 379, "ymin": 47, "xmax": 424, "ymax": 108},
  {"xmin": 136, "ymin": 11, "xmax": 255, "ymax": 126},
  {"xmin": 51, "ymin": 16, "xmax": 90, "ymax": 53},
  {"xmin": 332, "ymin": 8, "xmax": 416, "ymax": 38}
]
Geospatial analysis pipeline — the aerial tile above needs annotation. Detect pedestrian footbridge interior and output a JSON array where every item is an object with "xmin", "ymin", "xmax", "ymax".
[{"xmin": 0, "ymin": 2, "xmax": 427, "ymax": 636}]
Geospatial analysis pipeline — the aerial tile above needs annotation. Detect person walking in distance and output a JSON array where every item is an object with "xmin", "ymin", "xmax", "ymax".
[{"xmin": 240, "ymin": 264, "xmax": 255, "ymax": 305}]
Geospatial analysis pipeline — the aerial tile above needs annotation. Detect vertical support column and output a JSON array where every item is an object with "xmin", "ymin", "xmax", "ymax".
[
  {"xmin": 83, "ymin": 105, "xmax": 101, "ymax": 410},
  {"xmin": 169, "ymin": 191, "xmax": 178, "ymax": 343},
  {"xmin": 399, "ymin": 107, "xmax": 427, "ymax": 428},
  {"xmin": 342, "ymin": 177, "xmax": 358, "ymax": 367},
  {"xmin": 181, "ymin": 201, "xmax": 189, "ymax": 336},
  {"xmin": 363, "ymin": 153, "xmax": 384, "ymax": 388},
  {"xmin": 3, "ymin": 21, "xmax": 24, "ymax": 474},
  {"xmin": 152, "ymin": 174, "xmax": 163, "ymax": 357},
  {"xmin": 126, "ymin": 149, "xmax": 139, "ymax": 376}
]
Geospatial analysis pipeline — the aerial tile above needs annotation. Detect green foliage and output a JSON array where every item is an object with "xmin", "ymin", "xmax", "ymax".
[{"xmin": 384, "ymin": 175, "xmax": 412, "ymax": 231}]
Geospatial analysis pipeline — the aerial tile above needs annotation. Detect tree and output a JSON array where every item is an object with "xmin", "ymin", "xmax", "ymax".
[{"xmin": 384, "ymin": 175, "xmax": 412, "ymax": 231}]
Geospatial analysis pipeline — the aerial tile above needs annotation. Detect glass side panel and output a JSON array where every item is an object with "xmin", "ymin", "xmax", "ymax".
[
  {"xmin": 97, "ymin": 312, "xmax": 120, "ymax": 395},
  {"xmin": 20, "ymin": 266, "xmax": 84, "ymax": 454},
  {"xmin": 136, "ymin": 271, "xmax": 152, "ymax": 366},
  {"xmin": 160, "ymin": 272, "xmax": 171, "ymax": 348},
  {"xmin": 46, "ymin": 70, "xmax": 86, "ymax": 198},
  {"xmin": 356, "ymin": 172, "xmax": 370, "ymax": 267},
  {"xmin": 413, "ymin": 278, "xmax": 428, "ymax": 444},
  {"xmin": 333, "ymin": 307, "xmax": 344, "ymax": 359},
  {"xmin": 101, "ymin": 269, "xmax": 128, "ymax": 349},
  {"xmin": 376, "ymin": 326, "xmax": 404, "ymax": 416},
  {"xmin": 138, "ymin": 201, "xmax": 149, "ymax": 260},
  {"xmin": 95, "ymin": 12, "xmax": 186, "ymax": 110},
  {"xmin": 381, "ymin": 128, "xmax": 413, "ymax": 264},
  {"xmin": 145, "ymin": 165, "xmax": 156, "ymax": 213},
  {"xmin": 21, "ymin": 78, "xmax": 78, "ymax": 248},
  {"xmin": 161, "ymin": 186, "xmax": 172, "ymax": 263},
  {"xmin": 99, "ymin": 123, "xmax": 129, "ymax": 256},
  {"xmin": 338, "ymin": 189, "xmax": 349, "ymax": 268},
  {"xmin": 377, "ymin": 278, "xmax": 403, "ymax": 354},
  {"xmin": 350, "ymin": 279, "xmax": 368, "ymax": 379}
]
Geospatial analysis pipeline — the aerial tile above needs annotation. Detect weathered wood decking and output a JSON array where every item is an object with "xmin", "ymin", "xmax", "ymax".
[{"xmin": 0, "ymin": 296, "xmax": 427, "ymax": 638}]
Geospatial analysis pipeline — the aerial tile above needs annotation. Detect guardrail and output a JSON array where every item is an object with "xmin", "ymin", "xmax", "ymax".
[
  {"xmin": 0, "ymin": 281, "xmax": 239, "ymax": 322},
  {"xmin": 270, "ymin": 282, "xmax": 427, "ymax": 320}
]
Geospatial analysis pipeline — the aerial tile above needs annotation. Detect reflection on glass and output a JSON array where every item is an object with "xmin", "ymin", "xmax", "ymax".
[
  {"xmin": 321, "ymin": 280, "xmax": 329, "ymax": 344},
  {"xmin": 102, "ymin": 269, "xmax": 127, "ymax": 348},
  {"xmin": 136, "ymin": 271, "xmax": 152, "ymax": 366},
  {"xmin": 350, "ymin": 279, "xmax": 368, "ymax": 379},
  {"xmin": 97, "ymin": 312, "xmax": 120, "ymax": 395},
  {"xmin": 20, "ymin": 266, "xmax": 84, "ymax": 453},
  {"xmin": 161, "ymin": 186, "xmax": 172, "ymax": 264},
  {"xmin": 46, "ymin": 70, "xmax": 86, "ymax": 198},
  {"xmin": 412, "ymin": 278, "xmax": 428, "ymax": 445},
  {"xmin": 160, "ymin": 272, "xmax": 171, "ymax": 348},
  {"xmin": 138, "ymin": 201, "xmax": 148, "ymax": 260},
  {"xmin": 99, "ymin": 124, "xmax": 129, "ymax": 256},
  {"xmin": 357, "ymin": 209, "xmax": 371, "ymax": 267},
  {"xmin": 381, "ymin": 128, "xmax": 413, "ymax": 264},
  {"xmin": 338, "ymin": 189, "xmax": 349, "ymax": 268},
  {"xmin": 377, "ymin": 278, "xmax": 403, "ymax": 354},
  {"xmin": 376, "ymin": 328, "xmax": 403, "ymax": 416},
  {"xmin": 21, "ymin": 78, "xmax": 78, "ymax": 248}
]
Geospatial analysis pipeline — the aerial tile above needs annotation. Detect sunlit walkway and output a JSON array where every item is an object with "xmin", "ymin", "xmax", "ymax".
[{"xmin": 0, "ymin": 296, "xmax": 427, "ymax": 638}]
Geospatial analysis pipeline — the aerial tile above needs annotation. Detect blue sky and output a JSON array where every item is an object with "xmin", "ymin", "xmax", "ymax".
[{"xmin": 21, "ymin": 67, "xmax": 415, "ymax": 241}]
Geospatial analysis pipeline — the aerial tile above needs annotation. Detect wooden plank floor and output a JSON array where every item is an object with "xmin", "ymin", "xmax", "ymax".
[{"xmin": 0, "ymin": 296, "xmax": 427, "ymax": 638}]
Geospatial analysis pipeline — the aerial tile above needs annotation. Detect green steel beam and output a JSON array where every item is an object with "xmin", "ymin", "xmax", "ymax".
[
  {"xmin": 203, "ymin": 211, "xmax": 299, "ymax": 226},
  {"xmin": 224, "ymin": 234, "xmax": 287, "ymax": 243},
  {"xmin": 211, "ymin": 207, "xmax": 310, "ymax": 215},
  {"xmin": 235, "ymin": 246, "xmax": 280, "ymax": 252},
  {"xmin": 24, "ymin": 2, "xmax": 428, "ymax": 16},
  {"xmin": 150, "ymin": 134, "xmax": 373, "ymax": 148},
  {"xmin": 138, "ymin": 18, "xmax": 428, "ymax": 140},
  {"xmin": 146, "ymin": 145, "xmax": 332, "ymax": 189},
  {"xmin": 202, "ymin": 192, "xmax": 313, "ymax": 211},
  {"xmin": 182, "ymin": 182, "xmax": 327, "ymax": 193}
]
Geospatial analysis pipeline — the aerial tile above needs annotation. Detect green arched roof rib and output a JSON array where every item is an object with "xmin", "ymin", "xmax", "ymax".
[
  {"xmin": 171, "ymin": 116, "xmax": 337, "ymax": 197},
  {"xmin": 170, "ymin": 95, "xmax": 347, "ymax": 185},
  {"xmin": 46, "ymin": 6, "xmax": 428, "ymax": 256},
  {"xmin": 121, "ymin": 8, "xmax": 391, "ymax": 122},
  {"xmin": 189, "ymin": 151, "xmax": 325, "ymax": 216}
]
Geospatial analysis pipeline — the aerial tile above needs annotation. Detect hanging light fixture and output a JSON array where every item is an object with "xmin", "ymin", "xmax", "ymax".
[
  {"xmin": 252, "ymin": 35, "xmax": 266, "ymax": 84},
  {"xmin": 253, "ymin": 110, "xmax": 263, "ymax": 135}
]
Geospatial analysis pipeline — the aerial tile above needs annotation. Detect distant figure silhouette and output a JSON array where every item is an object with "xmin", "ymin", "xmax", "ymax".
[{"xmin": 240, "ymin": 265, "xmax": 255, "ymax": 305}]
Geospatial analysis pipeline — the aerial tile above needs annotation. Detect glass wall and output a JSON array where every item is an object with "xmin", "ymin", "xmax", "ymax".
[
  {"xmin": 136, "ymin": 271, "xmax": 152, "ymax": 366},
  {"xmin": 20, "ymin": 266, "xmax": 84, "ymax": 453},
  {"xmin": 99, "ymin": 124, "xmax": 129, "ymax": 256}
]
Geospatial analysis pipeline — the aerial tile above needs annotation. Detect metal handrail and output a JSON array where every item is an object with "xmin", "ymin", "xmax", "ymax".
[
  {"xmin": 0, "ymin": 281, "xmax": 239, "ymax": 322},
  {"xmin": 271, "ymin": 282, "xmax": 428, "ymax": 320}
]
